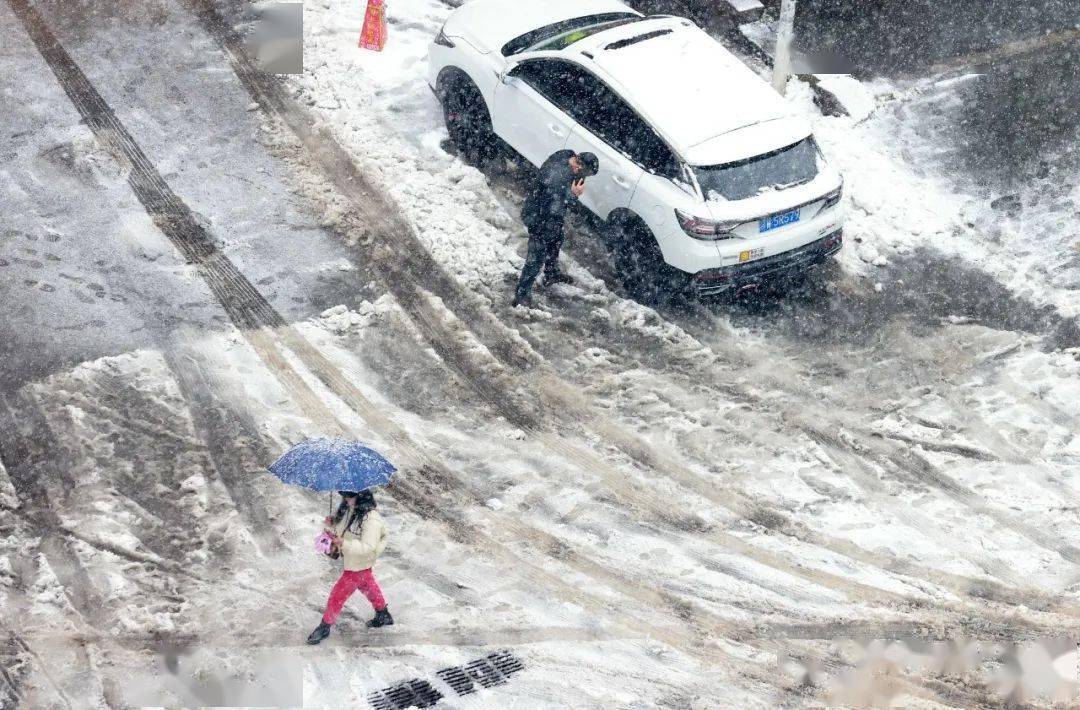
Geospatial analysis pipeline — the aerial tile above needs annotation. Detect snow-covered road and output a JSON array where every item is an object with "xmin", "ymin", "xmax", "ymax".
[{"xmin": 2, "ymin": 0, "xmax": 1080, "ymax": 707}]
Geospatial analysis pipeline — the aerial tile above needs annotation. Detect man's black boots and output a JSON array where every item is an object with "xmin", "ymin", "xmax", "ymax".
[
  {"xmin": 367, "ymin": 608, "xmax": 394, "ymax": 628},
  {"xmin": 307, "ymin": 621, "xmax": 332, "ymax": 645}
]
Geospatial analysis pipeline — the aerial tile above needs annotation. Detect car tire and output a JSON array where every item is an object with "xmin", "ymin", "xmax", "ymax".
[
  {"xmin": 439, "ymin": 74, "xmax": 498, "ymax": 167},
  {"xmin": 609, "ymin": 215, "xmax": 689, "ymax": 304}
]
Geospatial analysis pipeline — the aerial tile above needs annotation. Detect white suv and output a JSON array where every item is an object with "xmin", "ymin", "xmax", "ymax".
[{"xmin": 427, "ymin": 0, "xmax": 844, "ymax": 298}]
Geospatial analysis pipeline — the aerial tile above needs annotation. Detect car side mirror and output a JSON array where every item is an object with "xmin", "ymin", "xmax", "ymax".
[{"xmin": 498, "ymin": 63, "xmax": 517, "ymax": 84}]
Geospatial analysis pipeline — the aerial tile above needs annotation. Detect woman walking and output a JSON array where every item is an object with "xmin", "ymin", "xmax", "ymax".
[{"xmin": 307, "ymin": 490, "xmax": 392, "ymax": 645}]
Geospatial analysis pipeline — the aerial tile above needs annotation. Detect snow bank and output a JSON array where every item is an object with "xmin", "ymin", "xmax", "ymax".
[
  {"xmin": 784, "ymin": 74, "xmax": 1080, "ymax": 318},
  {"xmin": 285, "ymin": 0, "xmax": 519, "ymax": 301},
  {"xmin": 813, "ymin": 75, "xmax": 876, "ymax": 123}
]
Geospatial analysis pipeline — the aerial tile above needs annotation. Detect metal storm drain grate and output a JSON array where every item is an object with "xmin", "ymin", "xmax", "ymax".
[
  {"xmin": 434, "ymin": 665, "xmax": 474, "ymax": 696},
  {"xmin": 368, "ymin": 651, "xmax": 526, "ymax": 709},
  {"xmin": 438, "ymin": 650, "xmax": 526, "ymax": 695},
  {"xmin": 368, "ymin": 679, "xmax": 443, "ymax": 710}
]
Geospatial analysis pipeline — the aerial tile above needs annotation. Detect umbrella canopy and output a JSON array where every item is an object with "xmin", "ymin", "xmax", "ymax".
[{"xmin": 268, "ymin": 438, "xmax": 396, "ymax": 492}]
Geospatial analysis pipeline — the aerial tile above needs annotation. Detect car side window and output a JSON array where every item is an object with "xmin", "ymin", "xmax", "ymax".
[
  {"xmin": 626, "ymin": 124, "xmax": 681, "ymax": 179},
  {"xmin": 591, "ymin": 85, "xmax": 680, "ymax": 178},
  {"xmin": 512, "ymin": 59, "xmax": 591, "ymax": 119},
  {"xmin": 535, "ymin": 61, "xmax": 680, "ymax": 178},
  {"xmin": 508, "ymin": 60, "xmax": 551, "ymax": 97},
  {"xmin": 546, "ymin": 62, "xmax": 615, "ymax": 139},
  {"xmin": 510, "ymin": 59, "xmax": 681, "ymax": 179}
]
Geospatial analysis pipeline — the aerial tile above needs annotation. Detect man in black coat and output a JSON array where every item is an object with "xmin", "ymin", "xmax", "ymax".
[{"xmin": 513, "ymin": 149, "xmax": 599, "ymax": 308}]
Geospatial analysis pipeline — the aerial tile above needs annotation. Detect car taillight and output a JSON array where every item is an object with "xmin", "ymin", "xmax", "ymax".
[
  {"xmin": 675, "ymin": 209, "xmax": 741, "ymax": 240},
  {"xmin": 434, "ymin": 26, "xmax": 455, "ymax": 47},
  {"xmin": 821, "ymin": 184, "xmax": 842, "ymax": 210}
]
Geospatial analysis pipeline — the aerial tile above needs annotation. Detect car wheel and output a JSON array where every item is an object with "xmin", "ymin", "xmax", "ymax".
[
  {"xmin": 440, "ymin": 75, "xmax": 498, "ymax": 166},
  {"xmin": 610, "ymin": 216, "xmax": 689, "ymax": 304}
]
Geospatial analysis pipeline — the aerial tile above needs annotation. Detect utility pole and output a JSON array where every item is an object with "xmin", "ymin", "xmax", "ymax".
[{"xmin": 772, "ymin": 0, "xmax": 797, "ymax": 95}]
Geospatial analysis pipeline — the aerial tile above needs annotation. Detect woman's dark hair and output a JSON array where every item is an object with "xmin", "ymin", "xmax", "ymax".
[{"xmin": 333, "ymin": 490, "xmax": 377, "ymax": 532}]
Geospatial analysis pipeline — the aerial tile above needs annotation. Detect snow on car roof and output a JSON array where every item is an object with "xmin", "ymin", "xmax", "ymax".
[
  {"xmin": 446, "ymin": 0, "xmax": 639, "ymax": 54},
  {"xmin": 578, "ymin": 20, "xmax": 807, "ymax": 162}
]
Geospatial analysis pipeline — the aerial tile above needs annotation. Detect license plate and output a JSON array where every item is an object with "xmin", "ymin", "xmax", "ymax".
[{"xmin": 758, "ymin": 208, "xmax": 800, "ymax": 233}]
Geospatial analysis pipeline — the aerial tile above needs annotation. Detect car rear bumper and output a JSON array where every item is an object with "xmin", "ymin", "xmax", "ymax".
[{"xmin": 690, "ymin": 229, "xmax": 843, "ymax": 296}]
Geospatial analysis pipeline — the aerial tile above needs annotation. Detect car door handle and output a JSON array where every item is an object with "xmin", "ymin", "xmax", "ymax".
[
  {"xmin": 611, "ymin": 174, "xmax": 630, "ymax": 188},
  {"xmin": 548, "ymin": 124, "xmax": 566, "ymax": 136}
]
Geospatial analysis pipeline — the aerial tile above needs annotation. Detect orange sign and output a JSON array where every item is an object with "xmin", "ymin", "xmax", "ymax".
[{"xmin": 359, "ymin": 0, "xmax": 387, "ymax": 51}]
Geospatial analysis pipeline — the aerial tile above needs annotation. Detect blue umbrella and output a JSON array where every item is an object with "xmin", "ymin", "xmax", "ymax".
[{"xmin": 268, "ymin": 437, "xmax": 396, "ymax": 492}]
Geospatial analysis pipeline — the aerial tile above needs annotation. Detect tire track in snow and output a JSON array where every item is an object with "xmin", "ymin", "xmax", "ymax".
[
  {"xmin": 163, "ymin": 337, "xmax": 307, "ymax": 557},
  {"xmin": 331, "ymin": 257, "xmax": 903, "ymax": 611},
  {"xmin": 0, "ymin": 393, "xmax": 122, "ymax": 709},
  {"xmin": 262, "ymin": 316, "xmax": 784, "ymax": 675},
  {"xmin": 385, "ymin": 288, "xmax": 874, "ymax": 602},
  {"xmin": 640, "ymin": 289, "xmax": 1080, "ymax": 579},
  {"xmin": 25, "ymin": 355, "xmax": 214, "ymax": 571},
  {"xmin": 217, "ymin": 339, "xmax": 777, "ymax": 686},
  {"xmin": 0, "ymin": 380, "xmax": 254, "ymax": 695},
  {"xmin": 0, "ymin": 630, "xmax": 77, "ymax": 710},
  {"xmin": 184, "ymin": 0, "xmax": 541, "ymax": 374},
  {"xmin": 0, "ymin": 635, "xmax": 26, "ymax": 710},
  {"xmin": 797, "ymin": 411, "xmax": 1080, "ymax": 569},
  {"xmin": 304, "ymin": 285, "xmax": 1078, "ymax": 650},
  {"xmin": 402, "ymin": 289, "xmax": 1076, "ymax": 624},
  {"xmin": 0, "ymin": 365, "xmax": 993, "ymax": 704},
  {"xmin": 524, "ymin": 273, "xmax": 1080, "ymax": 605},
  {"xmin": 531, "ymin": 237, "xmax": 1078, "ymax": 594},
  {"xmin": 0, "ymin": 392, "xmax": 115, "ymax": 630}
]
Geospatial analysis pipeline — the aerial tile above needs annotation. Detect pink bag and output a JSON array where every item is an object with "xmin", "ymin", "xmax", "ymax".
[{"xmin": 314, "ymin": 531, "xmax": 334, "ymax": 554}]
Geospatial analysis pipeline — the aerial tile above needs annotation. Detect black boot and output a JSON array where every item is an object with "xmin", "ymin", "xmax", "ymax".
[
  {"xmin": 366, "ymin": 608, "xmax": 394, "ymax": 628},
  {"xmin": 307, "ymin": 621, "xmax": 332, "ymax": 645},
  {"xmin": 511, "ymin": 295, "xmax": 532, "ymax": 309}
]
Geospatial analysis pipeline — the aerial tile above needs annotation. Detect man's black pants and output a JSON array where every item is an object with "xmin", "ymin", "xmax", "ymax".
[{"xmin": 514, "ymin": 222, "xmax": 564, "ymax": 303}]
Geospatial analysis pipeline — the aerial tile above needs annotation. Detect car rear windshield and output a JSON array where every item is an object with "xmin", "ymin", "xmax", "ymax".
[
  {"xmin": 501, "ymin": 13, "xmax": 641, "ymax": 56},
  {"xmin": 694, "ymin": 137, "xmax": 819, "ymax": 201}
]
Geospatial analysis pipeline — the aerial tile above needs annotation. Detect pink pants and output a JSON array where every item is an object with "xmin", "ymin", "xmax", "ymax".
[{"xmin": 322, "ymin": 569, "xmax": 386, "ymax": 624}]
